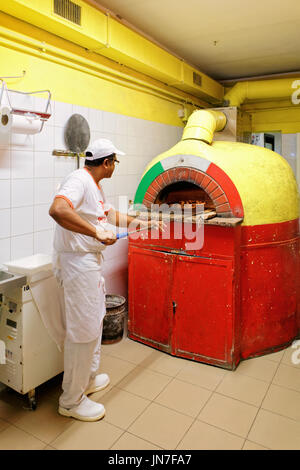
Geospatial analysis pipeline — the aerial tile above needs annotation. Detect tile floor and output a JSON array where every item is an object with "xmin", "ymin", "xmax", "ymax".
[{"xmin": 0, "ymin": 337, "xmax": 300, "ymax": 450}]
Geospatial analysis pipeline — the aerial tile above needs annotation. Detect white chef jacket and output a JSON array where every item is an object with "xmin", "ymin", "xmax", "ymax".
[
  {"xmin": 51, "ymin": 168, "xmax": 113, "ymax": 343},
  {"xmin": 54, "ymin": 168, "xmax": 113, "ymax": 255}
]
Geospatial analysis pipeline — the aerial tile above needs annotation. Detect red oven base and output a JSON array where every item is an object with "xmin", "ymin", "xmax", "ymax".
[{"xmin": 128, "ymin": 219, "xmax": 300, "ymax": 370}]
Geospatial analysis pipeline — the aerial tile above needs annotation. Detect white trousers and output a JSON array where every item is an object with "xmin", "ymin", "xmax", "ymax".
[{"xmin": 59, "ymin": 323, "xmax": 103, "ymax": 409}]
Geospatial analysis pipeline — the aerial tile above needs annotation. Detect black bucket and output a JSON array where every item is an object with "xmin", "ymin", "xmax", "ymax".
[{"xmin": 102, "ymin": 294, "xmax": 126, "ymax": 344}]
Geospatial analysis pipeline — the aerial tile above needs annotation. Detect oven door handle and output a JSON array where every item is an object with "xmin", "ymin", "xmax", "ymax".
[{"xmin": 172, "ymin": 301, "xmax": 177, "ymax": 315}]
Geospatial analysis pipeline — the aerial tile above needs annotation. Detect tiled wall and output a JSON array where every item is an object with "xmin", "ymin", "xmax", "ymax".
[{"xmin": 0, "ymin": 93, "xmax": 182, "ymax": 296}]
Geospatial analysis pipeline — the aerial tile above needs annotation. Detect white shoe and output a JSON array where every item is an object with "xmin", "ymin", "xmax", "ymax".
[
  {"xmin": 58, "ymin": 396, "xmax": 105, "ymax": 422},
  {"xmin": 86, "ymin": 373, "xmax": 110, "ymax": 395}
]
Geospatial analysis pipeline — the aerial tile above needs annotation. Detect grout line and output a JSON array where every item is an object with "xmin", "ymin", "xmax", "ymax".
[
  {"xmin": 175, "ymin": 387, "xmax": 214, "ymax": 450},
  {"xmin": 1, "ymin": 421, "xmax": 49, "ymax": 448},
  {"xmin": 242, "ymin": 351, "xmax": 284, "ymax": 448}
]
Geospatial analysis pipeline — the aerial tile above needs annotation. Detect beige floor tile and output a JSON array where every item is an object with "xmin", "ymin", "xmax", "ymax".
[
  {"xmin": 198, "ymin": 393, "xmax": 258, "ymax": 437},
  {"xmin": 248, "ymin": 409, "xmax": 300, "ymax": 450},
  {"xmin": 0, "ymin": 418, "xmax": 10, "ymax": 433},
  {"xmin": 128, "ymin": 402, "xmax": 193, "ymax": 449},
  {"xmin": 282, "ymin": 345, "xmax": 300, "ymax": 369},
  {"xmin": 0, "ymin": 425, "xmax": 46, "ymax": 450},
  {"xmin": 0, "ymin": 388, "xmax": 31, "ymax": 424},
  {"xmin": 111, "ymin": 432, "xmax": 162, "ymax": 450},
  {"xmin": 262, "ymin": 384, "xmax": 300, "ymax": 421},
  {"xmin": 261, "ymin": 349, "xmax": 285, "ymax": 363},
  {"xmin": 216, "ymin": 372, "xmax": 269, "ymax": 406},
  {"xmin": 104, "ymin": 338, "xmax": 157, "ymax": 366},
  {"xmin": 273, "ymin": 364, "xmax": 300, "ymax": 392},
  {"xmin": 51, "ymin": 420, "xmax": 123, "ymax": 450},
  {"xmin": 235, "ymin": 356, "xmax": 278, "ymax": 383},
  {"xmin": 100, "ymin": 388, "xmax": 150, "ymax": 429},
  {"xmin": 12, "ymin": 399, "xmax": 73, "ymax": 444},
  {"xmin": 176, "ymin": 361, "xmax": 227, "ymax": 391},
  {"xmin": 243, "ymin": 440, "xmax": 269, "ymax": 450},
  {"xmin": 89, "ymin": 383, "xmax": 115, "ymax": 401},
  {"xmin": 176, "ymin": 420, "xmax": 244, "ymax": 450},
  {"xmin": 155, "ymin": 378, "xmax": 211, "ymax": 417},
  {"xmin": 144, "ymin": 353, "xmax": 186, "ymax": 377},
  {"xmin": 43, "ymin": 445, "xmax": 56, "ymax": 450},
  {"xmin": 99, "ymin": 354, "xmax": 137, "ymax": 385},
  {"xmin": 117, "ymin": 366, "xmax": 172, "ymax": 400}
]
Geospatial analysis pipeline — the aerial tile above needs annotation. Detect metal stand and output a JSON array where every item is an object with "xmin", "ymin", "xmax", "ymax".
[{"xmin": 27, "ymin": 389, "xmax": 37, "ymax": 410}]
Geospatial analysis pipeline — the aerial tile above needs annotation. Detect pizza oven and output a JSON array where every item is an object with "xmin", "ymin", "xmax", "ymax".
[{"xmin": 127, "ymin": 109, "xmax": 300, "ymax": 370}]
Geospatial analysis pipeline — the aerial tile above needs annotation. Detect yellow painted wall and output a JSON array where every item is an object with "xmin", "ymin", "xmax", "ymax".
[
  {"xmin": 242, "ymin": 100, "xmax": 300, "ymax": 134},
  {"xmin": 1, "ymin": 6, "xmax": 300, "ymax": 133},
  {"xmin": 0, "ymin": 12, "xmax": 198, "ymax": 126}
]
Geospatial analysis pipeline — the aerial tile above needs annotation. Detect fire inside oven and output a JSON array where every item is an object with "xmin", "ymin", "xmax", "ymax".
[{"xmin": 154, "ymin": 181, "xmax": 215, "ymax": 214}]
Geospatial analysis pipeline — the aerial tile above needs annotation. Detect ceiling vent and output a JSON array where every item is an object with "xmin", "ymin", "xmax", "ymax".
[
  {"xmin": 193, "ymin": 72, "xmax": 202, "ymax": 87},
  {"xmin": 54, "ymin": 0, "xmax": 81, "ymax": 25}
]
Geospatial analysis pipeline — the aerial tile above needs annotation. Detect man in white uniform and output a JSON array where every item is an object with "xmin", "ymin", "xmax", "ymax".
[{"xmin": 49, "ymin": 138, "xmax": 151, "ymax": 422}]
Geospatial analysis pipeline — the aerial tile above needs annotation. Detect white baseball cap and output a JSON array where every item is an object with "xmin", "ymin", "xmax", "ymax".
[{"xmin": 85, "ymin": 138, "xmax": 126, "ymax": 160}]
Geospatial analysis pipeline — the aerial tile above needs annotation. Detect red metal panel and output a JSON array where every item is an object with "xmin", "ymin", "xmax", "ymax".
[
  {"xmin": 172, "ymin": 255, "xmax": 236, "ymax": 368},
  {"xmin": 129, "ymin": 224, "xmax": 238, "ymax": 259},
  {"xmin": 128, "ymin": 246, "xmax": 174, "ymax": 352},
  {"xmin": 240, "ymin": 228, "xmax": 299, "ymax": 358}
]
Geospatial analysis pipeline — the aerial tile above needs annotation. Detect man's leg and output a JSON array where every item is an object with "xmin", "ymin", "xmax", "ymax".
[
  {"xmin": 58, "ymin": 337, "xmax": 106, "ymax": 421},
  {"xmin": 59, "ymin": 337, "xmax": 98, "ymax": 409},
  {"xmin": 86, "ymin": 322, "xmax": 110, "ymax": 394}
]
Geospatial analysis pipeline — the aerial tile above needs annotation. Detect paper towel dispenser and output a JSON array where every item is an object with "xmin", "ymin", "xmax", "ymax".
[{"xmin": 0, "ymin": 78, "xmax": 52, "ymax": 135}]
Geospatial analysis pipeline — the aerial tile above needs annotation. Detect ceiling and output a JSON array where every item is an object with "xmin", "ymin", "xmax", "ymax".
[{"xmin": 94, "ymin": 0, "xmax": 300, "ymax": 82}]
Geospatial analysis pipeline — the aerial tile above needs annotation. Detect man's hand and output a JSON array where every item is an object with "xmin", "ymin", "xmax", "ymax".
[{"xmin": 95, "ymin": 228, "xmax": 117, "ymax": 245}]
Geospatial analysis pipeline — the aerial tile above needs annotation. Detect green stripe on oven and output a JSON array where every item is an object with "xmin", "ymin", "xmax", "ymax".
[{"xmin": 134, "ymin": 161, "xmax": 164, "ymax": 204}]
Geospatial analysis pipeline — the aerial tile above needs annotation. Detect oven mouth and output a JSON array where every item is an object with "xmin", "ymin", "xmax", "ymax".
[{"xmin": 154, "ymin": 181, "xmax": 215, "ymax": 213}]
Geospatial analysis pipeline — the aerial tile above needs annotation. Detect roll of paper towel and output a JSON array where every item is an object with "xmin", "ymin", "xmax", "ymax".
[{"xmin": 0, "ymin": 106, "xmax": 42, "ymax": 135}]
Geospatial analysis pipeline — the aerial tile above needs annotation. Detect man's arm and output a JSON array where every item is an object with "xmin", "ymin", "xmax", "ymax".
[
  {"xmin": 107, "ymin": 208, "xmax": 164, "ymax": 232},
  {"xmin": 107, "ymin": 209, "xmax": 138, "ymax": 228},
  {"xmin": 49, "ymin": 198, "xmax": 116, "ymax": 244}
]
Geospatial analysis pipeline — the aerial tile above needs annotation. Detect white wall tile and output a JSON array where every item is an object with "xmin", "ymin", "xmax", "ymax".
[
  {"xmin": 10, "ymin": 133, "xmax": 34, "ymax": 150},
  {"xmin": 88, "ymin": 108, "xmax": 103, "ymax": 132},
  {"xmin": 1, "ymin": 97, "xmax": 181, "ymax": 273},
  {"xmin": 34, "ymin": 178, "xmax": 55, "ymax": 204},
  {"xmin": 127, "ymin": 135, "xmax": 138, "ymax": 155},
  {"xmin": 54, "ymin": 156, "xmax": 77, "ymax": 177},
  {"xmin": 100, "ymin": 177, "xmax": 116, "ymax": 197},
  {"xmin": 73, "ymin": 104, "xmax": 89, "ymax": 121},
  {"xmin": 89, "ymin": 130, "xmax": 102, "ymax": 144},
  {"xmin": 0, "ymin": 180, "xmax": 11, "ymax": 209},
  {"xmin": 0, "ymin": 148, "xmax": 11, "ymax": 179},
  {"xmin": 34, "ymin": 151, "xmax": 54, "ymax": 177},
  {"xmin": 34, "ymin": 124, "xmax": 54, "ymax": 152},
  {"xmin": 0, "ymin": 238, "xmax": 11, "ymax": 264},
  {"xmin": 34, "ymin": 230, "xmax": 53, "ymax": 255},
  {"xmin": 11, "ymin": 179, "xmax": 34, "ymax": 207},
  {"xmin": 0, "ymin": 132, "xmax": 10, "ymax": 150},
  {"xmin": 11, "ymin": 206, "xmax": 34, "ymax": 236},
  {"xmin": 115, "ymin": 114, "xmax": 128, "ymax": 136},
  {"xmin": 34, "ymin": 204, "xmax": 53, "ymax": 231},
  {"xmin": 113, "ymin": 157, "xmax": 128, "ymax": 177},
  {"xmin": 11, "ymin": 233, "xmax": 34, "ymax": 260},
  {"xmin": 54, "ymin": 178, "xmax": 63, "ymax": 193},
  {"xmin": 0, "ymin": 209, "xmax": 10, "ymax": 239},
  {"xmin": 53, "ymin": 101, "xmax": 73, "ymax": 128},
  {"xmin": 102, "ymin": 111, "xmax": 118, "ymax": 134},
  {"xmin": 54, "ymin": 126, "xmax": 67, "ymax": 150},
  {"xmin": 11, "ymin": 150, "xmax": 34, "ymax": 178}
]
